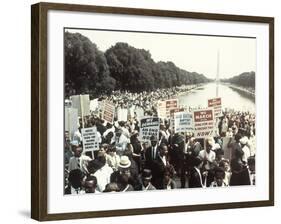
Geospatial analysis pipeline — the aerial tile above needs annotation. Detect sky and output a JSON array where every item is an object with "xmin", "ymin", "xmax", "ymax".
[{"xmin": 65, "ymin": 28, "xmax": 256, "ymax": 79}]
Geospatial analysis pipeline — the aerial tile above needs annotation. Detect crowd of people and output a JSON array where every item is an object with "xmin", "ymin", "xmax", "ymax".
[
  {"xmin": 94, "ymin": 84, "xmax": 200, "ymax": 115},
  {"xmin": 64, "ymin": 95, "xmax": 256, "ymax": 194}
]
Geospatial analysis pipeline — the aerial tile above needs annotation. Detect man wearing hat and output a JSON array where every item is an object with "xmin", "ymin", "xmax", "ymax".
[
  {"xmin": 144, "ymin": 135, "xmax": 159, "ymax": 170},
  {"xmin": 110, "ymin": 155, "xmax": 131, "ymax": 186},
  {"xmin": 141, "ymin": 169, "xmax": 156, "ymax": 190}
]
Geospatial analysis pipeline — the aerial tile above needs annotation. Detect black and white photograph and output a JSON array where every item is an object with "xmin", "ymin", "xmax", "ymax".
[{"xmin": 64, "ymin": 28, "xmax": 257, "ymax": 195}]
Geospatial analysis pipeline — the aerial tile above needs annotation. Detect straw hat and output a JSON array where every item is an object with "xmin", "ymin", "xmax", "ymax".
[{"xmin": 118, "ymin": 156, "xmax": 131, "ymax": 169}]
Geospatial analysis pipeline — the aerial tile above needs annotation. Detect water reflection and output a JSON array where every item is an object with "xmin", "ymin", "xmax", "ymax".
[{"xmin": 178, "ymin": 82, "xmax": 255, "ymax": 113}]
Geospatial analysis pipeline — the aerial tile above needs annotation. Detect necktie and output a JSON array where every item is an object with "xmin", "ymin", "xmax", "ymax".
[{"xmin": 77, "ymin": 158, "xmax": 81, "ymax": 169}]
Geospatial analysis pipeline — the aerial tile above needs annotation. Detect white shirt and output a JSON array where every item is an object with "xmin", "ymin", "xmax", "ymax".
[
  {"xmin": 151, "ymin": 146, "xmax": 158, "ymax": 160},
  {"xmin": 199, "ymin": 150, "xmax": 216, "ymax": 170},
  {"xmin": 242, "ymin": 145, "xmax": 251, "ymax": 162},
  {"xmin": 70, "ymin": 186, "xmax": 85, "ymax": 195},
  {"xmin": 93, "ymin": 164, "xmax": 113, "ymax": 192}
]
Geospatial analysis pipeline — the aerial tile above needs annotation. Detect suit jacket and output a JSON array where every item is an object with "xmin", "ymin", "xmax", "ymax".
[
  {"xmin": 145, "ymin": 146, "xmax": 159, "ymax": 169},
  {"xmin": 189, "ymin": 167, "xmax": 203, "ymax": 188},
  {"xmin": 151, "ymin": 155, "xmax": 167, "ymax": 189}
]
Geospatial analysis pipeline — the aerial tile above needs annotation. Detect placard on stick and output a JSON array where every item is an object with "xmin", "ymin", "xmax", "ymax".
[
  {"xmin": 157, "ymin": 99, "xmax": 178, "ymax": 118},
  {"xmin": 81, "ymin": 127, "xmax": 99, "ymax": 152},
  {"xmin": 139, "ymin": 117, "xmax": 160, "ymax": 142},
  {"xmin": 208, "ymin": 97, "xmax": 222, "ymax": 118},
  {"xmin": 70, "ymin": 94, "xmax": 90, "ymax": 117},
  {"xmin": 174, "ymin": 112, "xmax": 193, "ymax": 133},
  {"xmin": 65, "ymin": 107, "xmax": 78, "ymax": 140},
  {"xmin": 193, "ymin": 108, "xmax": 215, "ymax": 138},
  {"xmin": 102, "ymin": 101, "xmax": 115, "ymax": 124}
]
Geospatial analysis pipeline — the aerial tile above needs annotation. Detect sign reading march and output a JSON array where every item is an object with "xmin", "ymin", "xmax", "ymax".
[
  {"xmin": 193, "ymin": 109, "xmax": 215, "ymax": 138},
  {"xmin": 174, "ymin": 112, "xmax": 193, "ymax": 133},
  {"xmin": 139, "ymin": 117, "xmax": 160, "ymax": 142},
  {"xmin": 81, "ymin": 127, "xmax": 99, "ymax": 152},
  {"xmin": 102, "ymin": 101, "xmax": 115, "ymax": 124},
  {"xmin": 208, "ymin": 97, "xmax": 222, "ymax": 118}
]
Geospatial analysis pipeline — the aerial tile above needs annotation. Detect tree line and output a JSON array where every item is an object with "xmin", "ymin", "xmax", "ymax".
[
  {"xmin": 221, "ymin": 71, "xmax": 255, "ymax": 89},
  {"xmin": 65, "ymin": 32, "xmax": 210, "ymax": 98}
]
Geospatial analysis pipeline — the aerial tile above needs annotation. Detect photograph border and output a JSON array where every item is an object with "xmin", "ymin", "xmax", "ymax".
[{"xmin": 31, "ymin": 2, "xmax": 274, "ymax": 221}]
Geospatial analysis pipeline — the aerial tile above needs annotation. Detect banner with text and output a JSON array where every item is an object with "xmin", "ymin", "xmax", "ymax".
[
  {"xmin": 81, "ymin": 127, "xmax": 99, "ymax": 152},
  {"xmin": 157, "ymin": 99, "xmax": 179, "ymax": 118},
  {"xmin": 193, "ymin": 108, "xmax": 215, "ymax": 138},
  {"xmin": 102, "ymin": 101, "xmax": 115, "ymax": 124},
  {"xmin": 208, "ymin": 97, "xmax": 222, "ymax": 119},
  {"xmin": 174, "ymin": 112, "xmax": 193, "ymax": 133},
  {"xmin": 139, "ymin": 117, "xmax": 160, "ymax": 142}
]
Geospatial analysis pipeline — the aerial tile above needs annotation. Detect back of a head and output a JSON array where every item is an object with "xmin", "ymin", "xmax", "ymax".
[
  {"xmin": 103, "ymin": 183, "xmax": 120, "ymax": 192},
  {"xmin": 87, "ymin": 159, "xmax": 103, "ymax": 174},
  {"xmin": 235, "ymin": 133, "xmax": 242, "ymax": 142},
  {"xmin": 68, "ymin": 169, "xmax": 84, "ymax": 189}
]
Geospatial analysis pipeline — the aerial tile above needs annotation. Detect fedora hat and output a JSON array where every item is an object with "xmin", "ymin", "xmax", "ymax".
[
  {"xmin": 118, "ymin": 156, "xmax": 131, "ymax": 169},
  {"xmin": 142, "ymin": 169, "xmax": 152, "ymax": 180}
]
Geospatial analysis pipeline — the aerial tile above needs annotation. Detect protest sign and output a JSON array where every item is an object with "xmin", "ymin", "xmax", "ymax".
[
  {"xmin": 102, "ymin": 101, "xmax": 115, "ymax": 124},
  {"xmin": 165, "ymin": 99, "xmax": 178, "ymax": 118},
  {"xmin": 170, "ymin": 108, "xmax": 184, "ymax": 117},
  {"xmin": 174, "ymin": 112, "xmax": 193, "ymax": 133},
  {"xmin": 193, "ymin": 108, "xmax": 216, "ymax": 138},
  {"xmin": 157, "ymin": 100, "xmax": 166, "ymax": 118},
  {"xmin": 157, "ymin": 99, "xmax": 179, "ymax": 118},
  {"xmin": 139, "ymin": 117, "xmax": 160, "ymax": 142},
  {"xmin": 70, "ymin": 94, "xmax": 90, "ymax": 117},
  {"xmin": 117, "ymin": 108, "xmax": 128, "ymax": 121},
  {"xmin": 81, "ymin": 127, "xmax": 99, "ymax": 152},
  {"xmin": 90, "ymin": 98, "xmax": 99, "ymax": 113},
  {"xmin": 65, "ymin": 107, "xmax": 78, "ymax": 140},
  {"xmin": 135, "ymin": 107, "xmax": 144, "ymax": 120},
  {"xmin": 208, "ymin": 97, "xmax": 222, "ymax": 118}
]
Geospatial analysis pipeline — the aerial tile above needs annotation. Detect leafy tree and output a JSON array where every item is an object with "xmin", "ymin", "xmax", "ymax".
[
  {"xmin": 64, "ymin": 32, "xmax": 115, "ymax": 97},
  {"xmin": 221, "ymin": 71, "xmax": 255, "ymax": 89}
]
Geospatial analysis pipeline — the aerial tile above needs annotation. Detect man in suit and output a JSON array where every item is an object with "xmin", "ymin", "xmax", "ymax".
[
  {"xmin": 144, "ymin": 135, "xmax": 159, "ymax": 170},
  {"xmin": 189, "ymin": 157, "xmax": 205, "ymax": 188},
  {"xmin": 151, "ymin": 143, "xmax": 169, "ymax": 189},
  {"xmin": 170, "ymin": 132, "xmax": 186, "ymax": 188}
]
